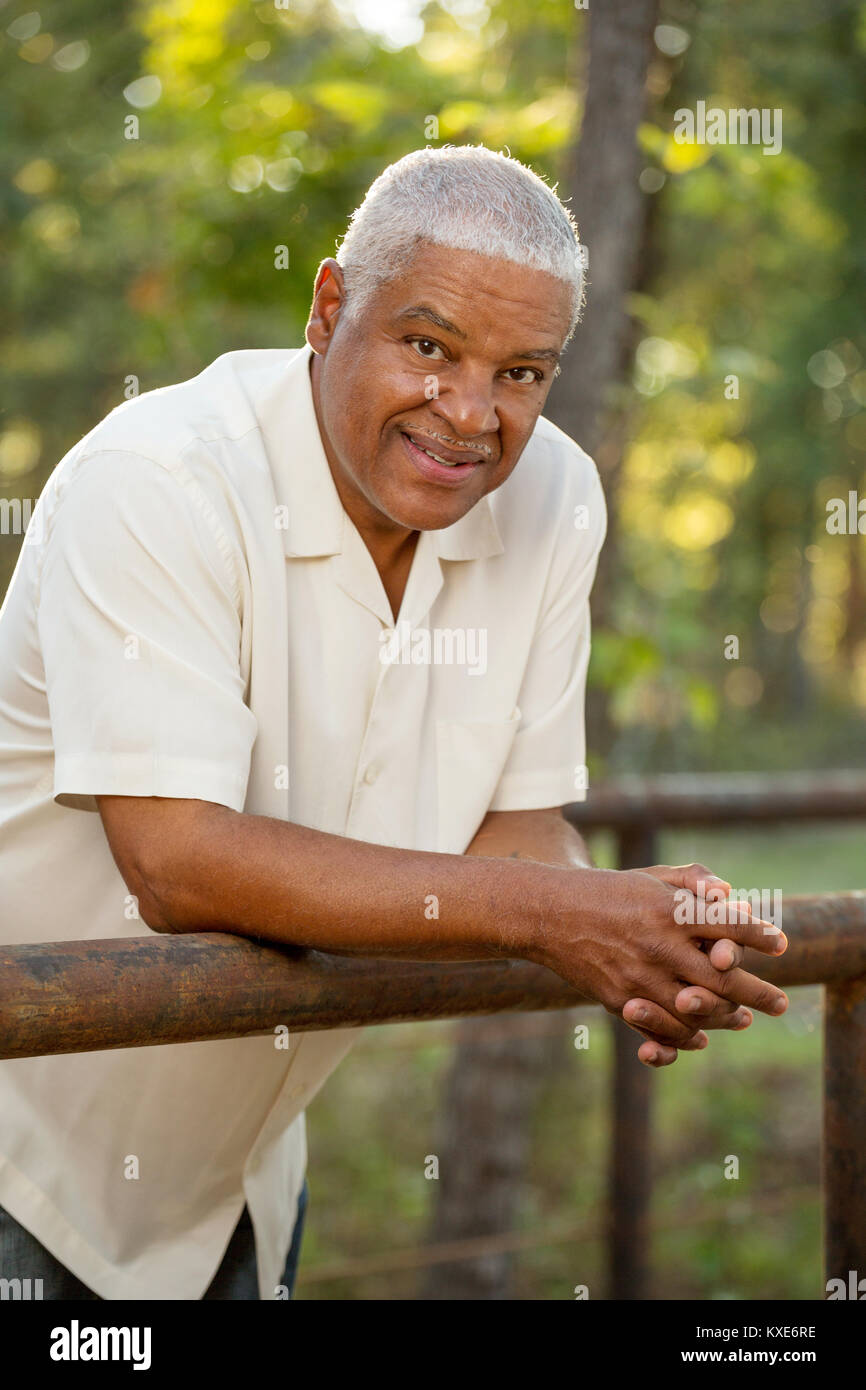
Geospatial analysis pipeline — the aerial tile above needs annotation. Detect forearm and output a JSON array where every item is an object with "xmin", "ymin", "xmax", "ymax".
[
  {"xmin": 464, "ymin": 808, "xmax": 593, "ymax": 870},
  {"xmin": 98, "ymin": 795, "xmax": 788, "ymax": 1051},
  {"xmin": 105, "ymin": 797, "xmax": 576, "ymax": 961}
]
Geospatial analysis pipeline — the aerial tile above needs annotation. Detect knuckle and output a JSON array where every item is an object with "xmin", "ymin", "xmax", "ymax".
[
  {"xmin": 621, "ymin": 963, "xmax": 647, "ymax": 994},
  {"xmin": 752, "ymin": 983, "xmax": 777, "ymax": 1011},
  {"xmin": 727, "ymin": 916, "xmax": 750, "ymax": 941},
  {"xmin": 644, "ymin": 934, "xmax": 674, "ymax": 968}
]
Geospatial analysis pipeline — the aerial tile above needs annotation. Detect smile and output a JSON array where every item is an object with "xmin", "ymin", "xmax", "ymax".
[
  {"xmin": 400, "ymin": 429, "xmax": 488, "ymax": 467},
  {"xmin": 400, "ymin": 431, "xmax": 485, "ymax": 487},
  {"xmin": 415, "ymin": 442, "xmax": 461, "ymax": 466}
]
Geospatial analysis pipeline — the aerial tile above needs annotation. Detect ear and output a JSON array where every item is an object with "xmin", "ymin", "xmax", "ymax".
[{"xmin": 306, "ymin": 259, "xmax": 346, "ymax": 354}]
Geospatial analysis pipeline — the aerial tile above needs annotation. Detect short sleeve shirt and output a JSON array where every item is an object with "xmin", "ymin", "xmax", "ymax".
[{"xmin": 0, "ymin": 344, "xmax": 606, "ymax": 1298}]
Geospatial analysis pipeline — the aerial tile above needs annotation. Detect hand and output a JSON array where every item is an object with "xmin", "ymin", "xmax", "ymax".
[
  {"xmin": 623, "ymin": 863, "xmax": 786, "ymax": 1067},
  {"xmin": 530, "ymin": 860, "xmax": 787, "ymax": 1067}
]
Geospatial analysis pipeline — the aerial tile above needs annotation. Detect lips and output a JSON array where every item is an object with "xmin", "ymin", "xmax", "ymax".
[
  {"xmin": 400, "ymin": 432, "xmax": 483, "ymax": 488},
  {"xmin": 401, "ymin": 430, "xmax": 487, "ymax": 467}
]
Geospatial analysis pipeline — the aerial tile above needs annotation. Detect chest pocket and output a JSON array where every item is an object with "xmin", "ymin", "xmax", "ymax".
[{"xmin": 435, "ymin": 708, "xmax": 522, "ymax": 854}]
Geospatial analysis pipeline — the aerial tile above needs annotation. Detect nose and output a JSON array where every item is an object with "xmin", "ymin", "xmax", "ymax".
[{"xmin": 432, "ymin": 364, "xmax": 499, "ymax": 441}]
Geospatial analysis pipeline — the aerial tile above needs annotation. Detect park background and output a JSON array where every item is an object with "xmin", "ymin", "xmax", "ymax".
[{"xmin": 1, "ymin": 0, "xmax": 864, "ymax": 1298}]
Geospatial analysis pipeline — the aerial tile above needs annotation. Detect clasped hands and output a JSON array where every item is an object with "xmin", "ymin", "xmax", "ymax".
[{"xmin": 619, "ymin": 863, "xmax": 787, "ymax": 1068}]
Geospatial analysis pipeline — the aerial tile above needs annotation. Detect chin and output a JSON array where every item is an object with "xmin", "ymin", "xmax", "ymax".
[{"xmin": 384, "ymin": 494, "xmax": 476, "ymax": 532}]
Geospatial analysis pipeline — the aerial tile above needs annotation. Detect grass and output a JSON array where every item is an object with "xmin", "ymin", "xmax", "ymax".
[{"xmin": 296, "ymin": 824, "xmax": 863, "ymax": 1300}]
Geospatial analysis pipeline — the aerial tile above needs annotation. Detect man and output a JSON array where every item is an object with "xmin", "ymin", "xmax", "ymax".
[{"xmin": 0, "ymin": 145, "xmax": 787, "ymax": 1301}]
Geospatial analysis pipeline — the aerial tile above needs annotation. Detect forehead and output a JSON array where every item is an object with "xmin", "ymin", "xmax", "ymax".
[{"xmin": 377, "ymin": 242, "xmax": 571, "ymax": 351}]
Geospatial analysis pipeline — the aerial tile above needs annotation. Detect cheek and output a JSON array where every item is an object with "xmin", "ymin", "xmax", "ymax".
[
  {"xmin": 496, "ymin": 409, "xmax": 536, "ymax": 459},
  {"xmin": 483, "ymin": 459, "xmax": 521, "ymax": 497},
  {"xmin": 337, "ymin": 364, "xmax": 426, "ymax": 441}
]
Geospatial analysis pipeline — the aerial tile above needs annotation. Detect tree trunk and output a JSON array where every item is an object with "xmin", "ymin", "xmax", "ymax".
[
  {"xmin": 421, "ymin": 0, "xmax": 660, "ymax": 1302},
  {"xmin": 551, "ymin": 0, "xmax": 660, "ymax": 462},
  {"xmin": 419, "ymin": 1012, "xmax": 569, "ymax": 1300}
]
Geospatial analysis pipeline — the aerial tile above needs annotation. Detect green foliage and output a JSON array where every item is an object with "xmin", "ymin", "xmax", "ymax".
[{"xmin": 602, "ymin": 0, "xmax": 866, "ymax": 768}]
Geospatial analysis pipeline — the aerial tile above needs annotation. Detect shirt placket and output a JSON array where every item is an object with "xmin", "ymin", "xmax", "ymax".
[{"xmin": 344, "ymin": 529, "xmax": 444, "ymax": 844}]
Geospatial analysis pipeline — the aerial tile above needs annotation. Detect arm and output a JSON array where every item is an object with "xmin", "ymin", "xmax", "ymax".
[
  {"xmin": 464, "ymin": 806, "xmax": 594, "ymax": 870},
  {"xmin": 97, "ymin": 796, "xmax": 788, "ymax": 1061},
  {"xmin": 463, "ymin": 807, "xmax": 760, "ymax": 1068}
]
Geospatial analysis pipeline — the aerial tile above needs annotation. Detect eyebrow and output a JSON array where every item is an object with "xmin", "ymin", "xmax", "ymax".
[
  {"xmin": 513, "ymin": 347, "xmax": 562, "ymax": 365},
  {"xmin": 395, "ymin": 304, "xmax": 561, "ymax": 366},
  {"xmin": 396, "ymin": 305, "xmax": 467, "ymax": 339}
]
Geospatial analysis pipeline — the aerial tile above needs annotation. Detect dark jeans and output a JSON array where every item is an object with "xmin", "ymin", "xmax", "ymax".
[{"xmin": 0, "ymin": 1180, "xmax": 308, "ymax": 1301}]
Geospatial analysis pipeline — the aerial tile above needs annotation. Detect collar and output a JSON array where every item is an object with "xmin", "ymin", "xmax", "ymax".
[{"xmin": 261, "ymin": 342, "xmax": 504, "ymax": 562}]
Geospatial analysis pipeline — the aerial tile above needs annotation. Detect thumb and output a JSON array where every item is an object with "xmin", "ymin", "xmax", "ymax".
[{"xmin": 643, "ymin": 863, "xmax": 731, "ymax": 902}]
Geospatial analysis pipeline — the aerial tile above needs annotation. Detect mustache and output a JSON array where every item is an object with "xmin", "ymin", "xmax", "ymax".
[{"xmin": 396, "ymin": 424, "xmax": 495, "ymax": 459}]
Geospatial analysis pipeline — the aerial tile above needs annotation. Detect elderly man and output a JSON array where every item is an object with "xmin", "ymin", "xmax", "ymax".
[{"xmin": 0, "ymin": 145, "xmax": 787, "ymax": 1301}]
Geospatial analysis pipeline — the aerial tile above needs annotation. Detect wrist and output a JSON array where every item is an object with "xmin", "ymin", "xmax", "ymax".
[{"xmin": 512, "ymin": 861, "xmax": 615, "ymax": 967}]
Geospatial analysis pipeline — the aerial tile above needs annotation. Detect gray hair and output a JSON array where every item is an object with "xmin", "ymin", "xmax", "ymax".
[{"xmin": 334, "ymin": 144, "xmax": 585, "ymax": 342}]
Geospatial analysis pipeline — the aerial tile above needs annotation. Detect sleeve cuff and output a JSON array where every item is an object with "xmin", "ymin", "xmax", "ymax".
[
  {"xmin": 53, "ymin": 754, "xmax": 250, "ymax": 814},
  {"xmin": 488, "ymin": 768, "xmax": 586, "ymax": 813}
]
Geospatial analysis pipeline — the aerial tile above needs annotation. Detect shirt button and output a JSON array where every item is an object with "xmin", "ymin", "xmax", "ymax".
[{"xmin": 363, "ymin": 763, "xmax": 380, "ymax": 786}]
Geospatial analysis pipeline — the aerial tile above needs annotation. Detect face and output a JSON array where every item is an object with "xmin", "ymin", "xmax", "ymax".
[{"xmin": 306, "ymin": 241, "xmax": 572, "ymax": 540}]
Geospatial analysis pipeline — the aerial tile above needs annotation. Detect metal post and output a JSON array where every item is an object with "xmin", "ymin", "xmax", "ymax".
[
  {"xmin": 609, "ymin": 821, "xmax": 657, "ymax": 1299},
  {"xmin": 824, "ymin": 975, "xmax": 866, "ymax": 1293}
]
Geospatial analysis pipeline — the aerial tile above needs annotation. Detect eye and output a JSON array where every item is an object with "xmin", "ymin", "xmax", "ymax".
[
  {"xmin": 504, "ymin": 366, "xmax": 544, "ymax": 385},
  {"xmin": 407, "ymin": 337, "xmax": 447, "ymax": 361}
]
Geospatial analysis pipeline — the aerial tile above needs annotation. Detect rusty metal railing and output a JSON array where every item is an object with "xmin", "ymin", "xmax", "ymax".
[{"xmin": 1, "ymin": 771, "xmax": 864, "ymax": 1299}]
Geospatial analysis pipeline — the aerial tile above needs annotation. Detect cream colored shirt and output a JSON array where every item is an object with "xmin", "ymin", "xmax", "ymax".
[{"xmin": 0, "ymin": 343, "xmax": 605, "ymax": 1299}]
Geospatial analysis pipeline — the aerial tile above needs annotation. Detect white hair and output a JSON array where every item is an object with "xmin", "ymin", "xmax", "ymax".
[{"xmin": 334, "ymin": 144, "xmax": 585, "ymax": 341}]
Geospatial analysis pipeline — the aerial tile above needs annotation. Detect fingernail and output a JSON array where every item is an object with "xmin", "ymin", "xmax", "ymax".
[
  {"xmin": 646, "ymin": 1050, "xmax": 658, "ymax": 1064},
  {"xmin": 772, "ymin": 996, "xmax": 787, "ymax": 1014},
  {"xmin": 635, "ymin": 1007, "xmax": 648, "ymax": 1021},
  {"xmin": 774, "ymin": 934, "xmax": 788, "ymax": 954},
  {"xmin": 687, "ymin": 997, "xmax": 704, "ymax": 1013}
]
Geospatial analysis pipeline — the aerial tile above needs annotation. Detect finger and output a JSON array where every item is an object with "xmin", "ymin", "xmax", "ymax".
[
  {"xmin": 686, "ymin": 908, "xmax": 789, "ymax": 957},
  {"xmin": 637, "ymin": 1040, "xmax": 679, "ymax": 1067},
  {"xmin": 673, "ymin": 987, "xmax": 753, "ymax": 1030},
  {"xmin": 674, "ymin": 983, "xmax": 740, "ymax": 1018},
  {"xmin": 623, "ymin": 997, "xmax": 708, "ymax": 1046},
  {"xmin": 674, "ymin": 953, "xmax": 789, "ymax": 1016},
  {"xmin": 622, "ymin": 1006, "xmax": 711, "ymax": 1045},
  {"xmin": 624, "ymin": 1016, "xmax": 709, "ymax": 1052},
  {"xmin": 707, "ymin": 938, "xmax": 744, "ymax": 971},
  {"xmin": 647, "ymin": 863, "xmax": 732, "ymax": 900}
]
